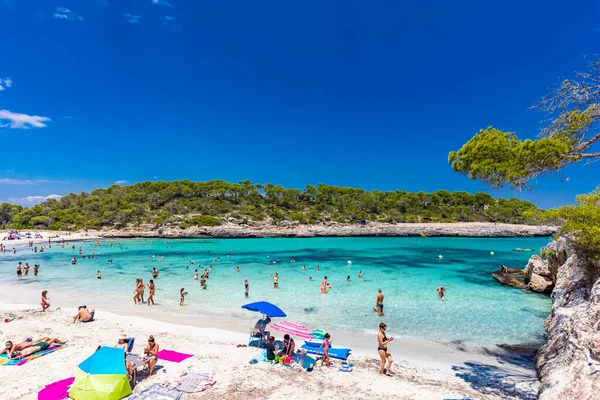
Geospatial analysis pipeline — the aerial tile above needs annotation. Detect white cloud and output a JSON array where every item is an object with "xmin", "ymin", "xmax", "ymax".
[
  {"xmin": 162, "ymin": 15, "xmax": 175, "ymax": 25},
  {"xmin": 114, "ymin": 180, "xmax": 128, "ymax": 185},
  {"xmin": 151, "ymin": 0, "xmax": 171, "ymax": 6},
  {"xmin": 53, "ymin": 7, "xmax": 84, "ymax": 21},
  {"xmin": 0, "ymin": 77, "xmax": 12, "ymax": 91},
  {"xmin": 122, "ymin": 13, "xmax": 142, "ymax": 23},
  {"xmin": 0, "ymin": 178, "xmax": 64, "ymax": 185},
  {"xmin": 0, "ymin": 109, "xmax": 51, "ymax": 129},
  {"xmin": 8, "ymin": 194, "xmax": 63, "ymax": 205}
]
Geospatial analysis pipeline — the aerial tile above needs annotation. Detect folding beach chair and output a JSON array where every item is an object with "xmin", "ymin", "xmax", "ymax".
[{"xmin": 248, "ymin": 328, "xmax": 271, "ymax": 348}]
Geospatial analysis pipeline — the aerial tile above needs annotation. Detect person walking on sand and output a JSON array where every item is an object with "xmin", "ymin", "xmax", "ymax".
[
  {"xmin": 41, "ymin": 290, "xmax": 50, "ymax": 311},
  {"xmin": 437, "ymin": 285, "xmax": 446, "ymax": 300},
  {"xmin": 244, "ymin": 279, "xmax": 249, "ymax": 298},
  {"xmin": 180, "ymin": 288, "xmax": 186, "ymax": 306},
  {"xmin": 377, "ymin": 322, "xmax": 394, "ymax": 376},
  {"xmin": 317, "ymin": 333, "xmax": 332, "ymax": 367},
  {"xmin": 374, "ymin": 288, "xmax": 385, "ymax": 316},
  {"xmin": 147, "ymin": 280, "xmax": 156, "ymax": 306}
]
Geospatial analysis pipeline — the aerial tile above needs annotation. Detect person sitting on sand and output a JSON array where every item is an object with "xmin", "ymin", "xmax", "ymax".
[
  {"xmin": 377, "ymin": 322, "xmax": 394, "ymax": 376},
  {"xmin": 265, "ymin": 336, "xmax": 279, "ymax": 361},
  {"xmin": 72, "ymin": 305, "xmax": 95, "ymax": 323},
  {"xmin": 279, "ymin": 334, "xmax": 295, "ymax": 358},
  {"xmin": 41, "ymin": 290, "xmax": 50, "ymax": 311},
  {"xmin": 115, "ymin": 333, "xmax": 129, "ymax": 351},
  {"xmin": 143, "ymin": 335, "xmax": 159, "ymax": 380},
  {"xmin": 437, "ymin": 286, "xmax": 446, "ymax": 299}
]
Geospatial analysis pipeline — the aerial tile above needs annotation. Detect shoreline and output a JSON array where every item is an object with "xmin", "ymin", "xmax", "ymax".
[
  {"xmin": 0, "ymin": 300, "xmax": 539, "ymax": 400},
  {"xmin": 94, "ymin": 222, "xmax": 558, "ymax": 239}
]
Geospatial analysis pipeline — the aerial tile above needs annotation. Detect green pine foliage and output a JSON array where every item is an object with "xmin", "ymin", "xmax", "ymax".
[{"xmin": 1, "ymin": 180, "xmax": 538, "ymax": 230}]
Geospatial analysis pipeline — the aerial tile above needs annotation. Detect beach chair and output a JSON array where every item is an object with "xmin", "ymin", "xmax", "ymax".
[
  {"xmin": 125, "ymin": 338, "xmax": 135, "ymax": 353},
  {"xmin": 248, "ymin": 329, "xmax": 271, "ymax": 348}
]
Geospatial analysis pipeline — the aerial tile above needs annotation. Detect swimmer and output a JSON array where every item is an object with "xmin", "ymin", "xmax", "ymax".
[
  {"xmin": 302, "ymin": 265, "xmax": 306, "ymax": 271},
  {"xmin": 236, "ymin": 266, "xmax": 240, "ymax": 273},
  {"xmin": 316, "ymin": 265, "xmax": 320, "ymax": 271},
  {"xmin": 437, "ymin": 285, "xmax": 446, "ymax": 300},
  {"xmin": 358, "ymin": 270, "xmax": 363, "ymax": 278},
  {"xmin": 97, "ymin": 271, "xmax": 101, "ymax": 279},
  {"xmin": 347, "ymin": 275, "xmax": 351, "ymax": 281},
  {"xmin": 309, "ymin": 275, "xmax": 313, "ymax": 280}
]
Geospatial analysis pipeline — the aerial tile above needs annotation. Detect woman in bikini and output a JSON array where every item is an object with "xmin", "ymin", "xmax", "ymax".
[
  {"xmin": 377, "ymin": 322, "xmax": 394, "ymax": 376},
  {"xmin": 147, "ymin": 280, "xmax": 155, "ymax": 306},
  {"xmin": 143, "ymin": 335, "xmax": 159, "ymax": 380},
  {"xmin": 138, "ymin": 279, "xmax": 145, "ymax": 303},
  {"xmin": 133, "ymin": 279, "xmax": 140, "ymax": 304}
]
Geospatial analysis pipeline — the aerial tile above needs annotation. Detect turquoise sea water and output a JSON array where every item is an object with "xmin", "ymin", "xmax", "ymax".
[{"xmin": 0, "ymin": 237, "xmax": 551, "ymax": 347}]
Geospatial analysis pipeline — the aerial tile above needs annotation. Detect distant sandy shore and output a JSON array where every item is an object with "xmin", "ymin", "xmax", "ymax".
[
  {"xmin": 0, "ymin": 300, "xmax": 538, "ymax": 400},
  {"xmin": 95, "ymin": 222, "xmax": 558, "ymax": 239}
]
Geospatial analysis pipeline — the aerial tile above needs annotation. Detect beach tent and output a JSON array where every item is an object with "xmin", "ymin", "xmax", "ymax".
[
  {"xmin": 69, "ymin": 346, "xmax": 132, "ymax": 400},
  {"xmin": 241, "ymin": 301, "xmax": 286, "ymax": 317}
]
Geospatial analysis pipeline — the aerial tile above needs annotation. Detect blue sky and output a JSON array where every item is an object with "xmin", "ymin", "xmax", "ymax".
[{"xmin": 0, "ymin": 0, "xmax": 599, "ymax": 209}]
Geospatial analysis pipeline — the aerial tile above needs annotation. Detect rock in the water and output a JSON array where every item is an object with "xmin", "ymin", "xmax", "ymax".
[
  {"xmin": 524, "ymin": 254, "xmax": 552, "ymax": 282},
  {"xmin": 526, "ymin": 273, "xmax": 553, "ymax": 293},
  {"xmin": 492, "ymin": 272, "xmax": 526, "ymax": 288}
]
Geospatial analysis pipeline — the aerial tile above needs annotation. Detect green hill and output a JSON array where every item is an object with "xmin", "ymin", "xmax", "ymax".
[{"xmin": 0, "ymin": 180, "xmax": 539, "ymax": 230}]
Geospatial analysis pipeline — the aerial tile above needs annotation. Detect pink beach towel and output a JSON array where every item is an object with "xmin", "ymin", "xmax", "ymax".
[
  {"xmin": 38, "ymin": 377, "xmax": 74, "ymax": 400},
  {"xmin": 156, "ymin": 350, "xmax": 193, "ymax": 363}
]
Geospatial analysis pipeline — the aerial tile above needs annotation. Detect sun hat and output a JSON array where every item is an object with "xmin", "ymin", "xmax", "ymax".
[{"xmin": 117, "ymin": 332, "xmax": 128, "ymax": 340}]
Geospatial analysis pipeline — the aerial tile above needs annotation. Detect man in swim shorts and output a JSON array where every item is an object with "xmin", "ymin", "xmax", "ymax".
[
  {"xmin": 375, "ymin": 289, "xmax": 385, "ymax": 317},
  {"xmin": 72, "ymin": 306, "xmax": 95, "ymax": 323}
]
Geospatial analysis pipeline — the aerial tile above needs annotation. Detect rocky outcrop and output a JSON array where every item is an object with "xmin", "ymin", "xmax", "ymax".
[
  {"xmin": 492, "ymin": 272, "xmax": 526, "ymax": 288},
  {"xmin": 524, "ymin": 255, "xmax": 554, "ymax": 294},
  {"xmin": 536, "ymin": 240, "xmax": 600, "ymax": 399},
  {"xmin": 94, "ymin": 222, "xmax": 557, "ymax": 239}
]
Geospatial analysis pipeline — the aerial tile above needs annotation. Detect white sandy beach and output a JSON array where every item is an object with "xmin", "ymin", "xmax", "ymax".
[{"xmin": 0, "ymin": 299, "xmax": 539, "ymax": 400}]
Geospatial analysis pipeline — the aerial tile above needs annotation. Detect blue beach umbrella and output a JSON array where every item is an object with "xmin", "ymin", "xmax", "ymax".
[{"xmin": 242, "ymin": 301, "xmax": 286, "ymax": 317}]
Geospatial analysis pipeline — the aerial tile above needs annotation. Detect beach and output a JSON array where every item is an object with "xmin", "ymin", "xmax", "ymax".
[
  {"xmin": 0, "ymin": 301, "xmax": 538, "ymax": 400},
  {"xmin": 0, "ymin": 230, "xmax": 546, "ymax": 399}
]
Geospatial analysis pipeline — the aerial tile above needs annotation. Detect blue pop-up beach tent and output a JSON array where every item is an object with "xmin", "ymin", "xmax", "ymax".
[{"xmin": 241, "ymin": 301, "xmax": 286, "ymax": 317}]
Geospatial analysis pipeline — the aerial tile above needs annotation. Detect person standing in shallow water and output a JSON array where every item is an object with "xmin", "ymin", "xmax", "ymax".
[
  {"xmin": 147, "ymin": 280, "xmax": 156, "ymax": 306},
  {"xmin": 374, "ymin": 288, "xmax": 384, "ymax": 316},
  {"xmin": 436, "ymin": 285, "xmax": 446, "ymax": 299},
  {"xmin": 245, "ymin": 279, "xmax": 249, "ymax": 297}
]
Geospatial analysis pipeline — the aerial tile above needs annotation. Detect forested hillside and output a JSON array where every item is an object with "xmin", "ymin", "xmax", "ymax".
[{"xmin": 1, "ymin": 180, "xmax": 538, "ymax": 230}]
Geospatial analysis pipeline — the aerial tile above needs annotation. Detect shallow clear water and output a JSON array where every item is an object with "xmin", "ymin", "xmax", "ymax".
[{"xmin": 0, "ymin": 237, "xmax": 551, "ymax": 346}]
